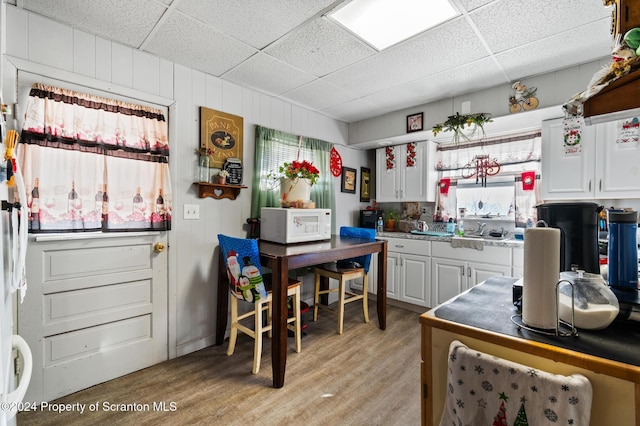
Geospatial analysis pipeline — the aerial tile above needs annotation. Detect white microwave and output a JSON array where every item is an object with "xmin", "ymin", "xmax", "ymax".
[{"xmin": 260, "ymin": 207, "xmax": 332, "ymax": 244}]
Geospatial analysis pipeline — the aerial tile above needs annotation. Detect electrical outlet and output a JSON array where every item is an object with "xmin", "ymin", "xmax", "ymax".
[
  {"xmin": 183, "ymin": 204, "xmax": 200, "ymax": 220},
  {"xmin": 421, "ymin": 206, "xmax": 433, "ymax": 216}
]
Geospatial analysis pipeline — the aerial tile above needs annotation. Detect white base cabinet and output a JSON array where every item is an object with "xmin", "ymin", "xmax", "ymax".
[
  {"xmin": 431, "ymin": 241, "xmax": 512, "ymax": 306},
  {"xmin": 381, "ymin": 238, "xmax": 431, "ymax": 307}
]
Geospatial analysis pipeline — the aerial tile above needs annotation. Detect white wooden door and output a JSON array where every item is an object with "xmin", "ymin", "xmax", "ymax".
[
  {"xmin": 19, "ymin": 233, "xmax": 168, "ymax": 402},
  {"xmin": 541, "ymin": 118, "xmax": 596, "ymax": 199},
  {"xmin": 376, "ymin": 148, "xmax": 400, "ymax": 202},
  {"xmin": 431, "ymin": 257, "xmax": 466, "ymax": 306},
  {"xmin": 401, "ymin": 142, "xmax": 430, "ymax": 202},
  {"xmin": 595, "ymin": 118, "xmax": 640, "ymax": 198},
  {"xmin": 400, "ymin": 254, "xmax": 430, "ymax": 307},
  {"xmin": 467, "ymin": 262, "xmax": 511, "ymax": 290},
  {"xmin": 385, "ymin": 252, "xmax": 400, "ymax": 300}
]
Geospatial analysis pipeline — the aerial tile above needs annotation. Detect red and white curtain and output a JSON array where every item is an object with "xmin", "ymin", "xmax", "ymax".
[{"xmin": 17, "ymin": 83, "xmax": 171, "ymax": 233}]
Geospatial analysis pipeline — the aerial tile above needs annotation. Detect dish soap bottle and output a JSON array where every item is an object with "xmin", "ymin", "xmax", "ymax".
[{"xmin": 457, "ymin": 219, "xmax": 464, "ymax": 236}]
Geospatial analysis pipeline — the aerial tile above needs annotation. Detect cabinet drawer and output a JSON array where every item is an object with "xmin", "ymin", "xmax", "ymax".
[
  {"xmin": 382, "ymin": 237, "xmax": 431, "ymax": 256},
  {"xmin": 432, "ymin": 241, "xmax": 511, "ymax": 266}
]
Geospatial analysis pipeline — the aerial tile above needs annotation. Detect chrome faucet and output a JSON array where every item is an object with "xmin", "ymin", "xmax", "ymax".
[{"xmin": 477, "ymin": 222, "xmax": 487, "ymax": 236}]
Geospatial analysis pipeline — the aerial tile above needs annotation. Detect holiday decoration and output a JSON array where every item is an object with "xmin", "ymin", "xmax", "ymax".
[
  {"xmin": 385, "ymin": 146, "xmax": 395, "ymax": 170},
  {"xmin": 521, "ymin": 171, "xmax": 536, "ymax": 191},
  {"xmin": 406, "ymin": 142, "xmax": 417, "ymax": 167},
  {"xmin": 330, "ymin": 146, "xmax": 342, "ymax": 177},
  {"xmin": 461, "ymin": 154, "xmax": 501, "ymax": 187}
]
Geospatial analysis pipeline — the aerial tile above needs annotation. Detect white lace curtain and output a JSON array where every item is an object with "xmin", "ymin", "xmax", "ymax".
[{"xmin": 17, "ymin": 83, "xmax": 172, "ymax": 233}]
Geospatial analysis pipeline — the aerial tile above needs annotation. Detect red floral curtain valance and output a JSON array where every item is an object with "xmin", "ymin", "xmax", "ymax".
[{"xmin": 18, "ymin": 83, "xmax": 172, "ymax": 233}]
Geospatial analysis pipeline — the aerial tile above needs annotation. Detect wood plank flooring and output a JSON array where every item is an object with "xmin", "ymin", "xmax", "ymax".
[{"xmin": 18, "ymin": 303, "xmax": 422, "ymax": 426}]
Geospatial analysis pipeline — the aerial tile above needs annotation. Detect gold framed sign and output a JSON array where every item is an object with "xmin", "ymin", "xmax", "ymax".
[{"xmin": 200, "ymin": 107, "xmax": 243, "ymax": 168}]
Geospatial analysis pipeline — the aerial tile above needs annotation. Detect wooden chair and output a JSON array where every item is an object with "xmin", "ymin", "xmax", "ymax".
[
  {"xmin": 313, "ymin": 226, "xmax": 376, "ymax": 335},
  {"xmin": 218, "ymin": 234, "xmax": 301, "ymax": 374}
]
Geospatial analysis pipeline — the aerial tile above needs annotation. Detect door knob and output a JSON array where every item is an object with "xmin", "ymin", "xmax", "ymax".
[{"xmin": 154, "ymin": 242, "xmax": 166, "ymax": 253}]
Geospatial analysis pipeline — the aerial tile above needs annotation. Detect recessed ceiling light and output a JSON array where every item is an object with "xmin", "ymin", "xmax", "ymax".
[{"xmin": 327, "ymin": 0, "xmax": 458, "ymax": 51}]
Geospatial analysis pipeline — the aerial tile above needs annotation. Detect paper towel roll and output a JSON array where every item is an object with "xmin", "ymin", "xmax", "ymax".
[{"xmin": 522, "ymin": 227, "xmax": 561, "ymax": 329}]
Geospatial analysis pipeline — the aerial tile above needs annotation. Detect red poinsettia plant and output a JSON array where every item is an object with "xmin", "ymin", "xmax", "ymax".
[{"xmin": 279, "ymin": 160, "xmax": 320, "ymax": 185}]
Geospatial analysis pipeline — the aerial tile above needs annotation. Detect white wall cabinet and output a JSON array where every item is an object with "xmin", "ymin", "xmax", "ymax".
[
  {"xmin": 431, "ymin": 241, "xmax": 512, "ymax": 305},
  {"xmin": 595, "ymin": 118, "xmax": 640, "ymax": 198},
  {"xmin": 541, "ymin": 117, "xmax": 597, "ymax": 199},
  {"xmin": 376, "ymin": 141, "xmax": 436, "ymax": 202},
  {"xmin": 542, "ymin": 117, "xmax": 640, "ymax": 200},
  {"xmin": 381, "ymin": 238, "xmax": 431, "ymax": 307}
]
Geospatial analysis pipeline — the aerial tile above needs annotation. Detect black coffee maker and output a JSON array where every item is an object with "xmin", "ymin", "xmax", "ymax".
[{"xmin": 536, "ymin": 202, "xmax": 602, "ymax": 274}]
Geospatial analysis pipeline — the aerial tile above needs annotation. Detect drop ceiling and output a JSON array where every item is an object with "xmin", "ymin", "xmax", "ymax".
[{"xmin": 10, "ymin": 0, "xmax": 613, "ymax": 124}]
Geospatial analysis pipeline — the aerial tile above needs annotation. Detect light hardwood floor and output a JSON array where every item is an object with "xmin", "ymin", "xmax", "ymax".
[{"xmin": 18, "ymin": 303, "xmax": 422, "ymax": 426}]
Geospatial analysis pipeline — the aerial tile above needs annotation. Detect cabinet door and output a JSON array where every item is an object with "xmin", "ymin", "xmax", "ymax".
[
  {"xmin": 541, "ymin": 118, "xmax": 596, "ymax": 199},
  {"xmin": 386, "ymin": 252, "xmax": 400, "ymax": 300},
  {"xmin": 400, "ymin": 254, "xmax": 430, "ymax": 307},
  {"xmin": 431, "ymin": 257, "xmax": 466, "ymax": 306},
  {"xmin": 401, "ymin": 142, "xmax": 430, "ymax": 202},
  {"xmin": 595, "ymin": 118, "xmax": 640, "ymax": 198},
  {"xmin": 376, "ymin": 147, "xmax": 400, "ymax": 201},
  {"xmin": 467, "ymin": 262, "xmax": 512, "ymax": 290}
]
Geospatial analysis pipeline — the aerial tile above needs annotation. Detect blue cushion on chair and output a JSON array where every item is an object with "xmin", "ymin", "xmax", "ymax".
[
  {"xmin": 339, "ymin": 226, "xmax": 376, "ymax": 274},
  {"xmin": 217, "ymin": 234, "xmax": 268, "ymax": 303}
]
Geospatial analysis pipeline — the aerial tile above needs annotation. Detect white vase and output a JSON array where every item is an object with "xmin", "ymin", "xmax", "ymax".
[{"xmin": 280, "ymin": 177, "xmax": 312, "ymax": 207}]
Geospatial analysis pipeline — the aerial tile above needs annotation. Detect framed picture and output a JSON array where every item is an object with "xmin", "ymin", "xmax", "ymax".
[
  {"xmin": 360, "ymin": 167, "xmax": 371, "ymax": 202},
  {"xmin": 200, "ymin": 107, "xmax": 244, "ymax": 168},
  {"xmin": 407, "ymin": 112, "xmax": 423, "ymax": 133},
  {"xmin": 341, "ymin": 166, "xmax": 357, "ymax": 194}
]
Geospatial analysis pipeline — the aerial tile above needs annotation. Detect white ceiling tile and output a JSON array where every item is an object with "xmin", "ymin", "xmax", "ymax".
[
  {"xmin": 281, "ymin": 80, "xmax": 354, "ymax": 111},
  {"xmin": 496, "ymin": 19, "xmax": 613, "ymax": 81},
  {"xmin": 144, "ymin": 11, "xmax": 257, "ymax": 77},
  {"xmin": 471, "ymin": 0, "xmax": 611, "ymax": 54},
  {"xmin": 322, "ymin": 98, "xmax": 388, "ymax": 123},
  {"xmin": 364, "ymin": 57, "xmax": 505, "ymax": 111},
  {"xmin": 456, "ymin": 0, "xmax": 496, "ymax": 12},
  {"xmin": 21, "ymin": 0, "xmax": 167, "ymax": 47},
  {"xmin": 224, "ymin": 53, "xmax": 316, "ymax": 96},
  {"xmin": 324, "ymin": 17, "xmax": 488, "ymax": 97},
  {"xmin": 265, "ymin": 17, "xmax": 376, "ymax": 77},
  {"xmin": 175, "ymin": 0, "xmax": 336, "ymax": 49}
]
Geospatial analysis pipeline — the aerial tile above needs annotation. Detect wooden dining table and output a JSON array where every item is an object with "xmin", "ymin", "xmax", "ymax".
[{"xmin": 215, "ymin": 235, "xmax": 388, "ymax": 388}]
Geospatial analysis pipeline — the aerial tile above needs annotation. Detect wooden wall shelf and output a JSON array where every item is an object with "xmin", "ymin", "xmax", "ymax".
[{"xmin": 195, "ymin": 182, "xmax": 247, "ymax": 200}]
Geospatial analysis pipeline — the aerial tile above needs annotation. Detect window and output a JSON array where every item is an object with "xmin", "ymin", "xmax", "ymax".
[
  {"xmin": 436, "ymin": 131, "xmax": 541, "ymax": 226},
  {"xmin": 251, "ymin": 126, "xmax": 335, "ymax": 222}
]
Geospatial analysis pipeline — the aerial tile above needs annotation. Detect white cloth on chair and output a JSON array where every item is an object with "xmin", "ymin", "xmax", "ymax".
[{"xmin": 440, "ymin": 340, "xmax": 592, "ymax": 426}]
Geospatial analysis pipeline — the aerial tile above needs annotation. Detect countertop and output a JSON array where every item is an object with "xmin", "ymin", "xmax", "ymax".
[
  {"xmin": 425, "ymin": 276, "xmax": 640, "ymax": 368},
  {"xmin": 377, "ymin": 230, "xmax": 524, "ymax": 248}
]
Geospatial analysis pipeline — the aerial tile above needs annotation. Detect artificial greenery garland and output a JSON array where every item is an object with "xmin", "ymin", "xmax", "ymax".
[{"xmin": 432, "ymin": 112, "xmax": 492, "ymax": 144}]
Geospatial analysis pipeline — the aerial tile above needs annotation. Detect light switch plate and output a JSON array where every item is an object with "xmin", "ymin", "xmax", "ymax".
[{"xmin": 183, "ymin": 204, "xmax": 199, "ymax": 220}]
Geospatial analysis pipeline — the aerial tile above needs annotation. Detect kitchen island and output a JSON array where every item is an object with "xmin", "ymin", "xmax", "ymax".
[{"xmin": 420, "ymin": 276, "xmax": 640, "ymax": 426}]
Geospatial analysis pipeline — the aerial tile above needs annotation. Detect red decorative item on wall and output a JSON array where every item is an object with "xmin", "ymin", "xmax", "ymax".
[
  {"xmin": 330, "ymin": 147, "xmax": 342, "ymax": 177},
  {"xmin": 406, "ymin": 142, "xmax": 417, "ymax": 167}
]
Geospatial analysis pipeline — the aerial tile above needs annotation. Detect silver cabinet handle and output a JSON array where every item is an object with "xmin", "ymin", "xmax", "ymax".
[
  {"xmin": 394, "ymin": 245, "xmax": 404, "ymax": 248},
  {"xmin": 588, "ymin": 180, "xmax": 591, "ymax": 192}
]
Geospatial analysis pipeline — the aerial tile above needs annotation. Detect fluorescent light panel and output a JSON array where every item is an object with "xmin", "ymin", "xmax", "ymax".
[{"xmin": 328, "ymin": 0, "xmax": 458, "ymax": 51}]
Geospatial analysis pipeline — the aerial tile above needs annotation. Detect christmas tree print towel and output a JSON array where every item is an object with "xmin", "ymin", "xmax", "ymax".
[{"xmin": 440, "ymin": 340, "xmax": 592, "ymax": 426}]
